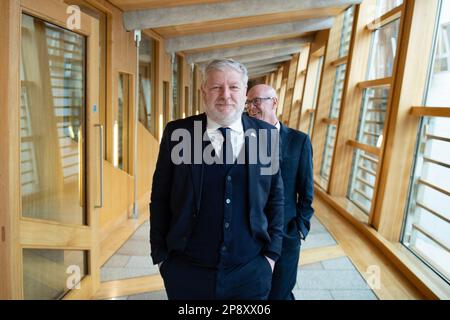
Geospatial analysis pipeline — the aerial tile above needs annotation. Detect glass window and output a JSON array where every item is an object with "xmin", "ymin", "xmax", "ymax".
[
  {"xmin": 376, "ymin": 0, "xmax": 403, "ymax": 18},
  {"xmin": 402, "ymin": 117, "xmax": 450, "ymax": 282},
  {"xmin": 355, "ymin": 87, "xmax": 389, "ymax": 147},
  {"xmin": 23, "ymin": 249, "xmax": 87, "ymax": 300},
  {"xmin": 20, "ymin": 14, "xmax": 86, "ymax": 225},
  {"xmin": 307, "ymin": 55, "xmax": 324, "ymax": 136},
  {"xmin": 172, "ymin": 55, "xmax": 180, "ymax": 121},
  {"xmin": 402, "ymin": 0, "xmax": 450, "ymax": 284},
  {"xmin": 427, "ymin": 0, "xmax": 450, "ymax": 107},
  {"xmin": 138, "ymin": 36, "xmax": 154, "ymax": 134},
  {"xmin": 329, "ymin": 64, "xmax": 347, "ymax": 119},
  {"xmin": 348, "ymin": 149, "xmax": 379, "ymax": 213},
  {"xmin": 339, "ymin": 6, "xmax": 355, "ymax": 58},
  {"xmin": 320, "ymin": 124, "xmax": 337, "ymax": 180},
  {"xmin": 367, "ymin": 19, "xmax": 401, "ymax": 80},
  {"xmin": 116, "ymin": 73, "xmax": 129, "ymax": 171}
]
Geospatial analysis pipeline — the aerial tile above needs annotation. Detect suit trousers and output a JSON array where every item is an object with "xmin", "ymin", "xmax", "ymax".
[
  {"xmin": 268, "ymin": 220, "xmax": 301, "ymax": 300},
  {"xmin": 160, "ymin": 253, "xmax": 273, "ymax": 300}
]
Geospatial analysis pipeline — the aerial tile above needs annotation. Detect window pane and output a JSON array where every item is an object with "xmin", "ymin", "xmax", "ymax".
[
  {"xmin": 339, "ymin": 6, "xmax": 355, "ymax": 57},
  {"xmin": 307, "ymin": 55, "xmax": 324, "ymax": 136},
  {"xmin": 23, "ymin": 249, "xmax": 87, "ymax": 300},
  {"xmin": 367, "ymin": 19, "xmax": 400, "ymax": 80},
  {"xmin": 320, "ymin": 124, "xmax": 337, "ymax": 180},
  {"xmin": 172, "ymin": 55, "xmax": 179, "ymax": 121},
  {"xmin": 20, "ymin": 14, "xmax": 86, "ymax": 225},
  {"xmin": 402, "ymin": 117, "xmax": 450, "ymax": 282},
  {"xmin": 138, "ymin": 36, "xmax": 154, "ymax": 133},
  {"xmin": 116, "ymin": 73, "xmax": 129, "ymax": 171},
  {"xmin": 356, "ymin": 87, "xmax": 389, "ymax": 147},
  {"xmin": 426, "ymin": 0, "xmax": 450, "ymax": 107},
  {"xmin": 329, "ymin": 64, "xmax": 347, "ymax": 119},
  {"xmin": 376, "ymin": 0, "xmax": 403, "ymax": 18},
  {"xmin": 348, "ymin": 149, "xmax": 379, "ymax": 213}
]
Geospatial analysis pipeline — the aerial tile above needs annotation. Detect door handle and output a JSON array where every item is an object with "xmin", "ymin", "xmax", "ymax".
[{"xmin": 94, "ymin": 124, "xmax": 104, "ymax": 208}]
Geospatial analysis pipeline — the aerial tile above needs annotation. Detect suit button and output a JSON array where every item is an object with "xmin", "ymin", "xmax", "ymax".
[
  {"xmin": 224, "ymin": 222, "xmax": 230, "ymax": 229},
  {"xmin": 227, "ymin": 176, "xmax": 231, "ymax": 181},
  {"xmin": 221, "ymin": 245, "xmax": 227, "ymax": 251},
  {"xmin": 226, "ymin": 199, "xmax": 231, "ymax": 204}
]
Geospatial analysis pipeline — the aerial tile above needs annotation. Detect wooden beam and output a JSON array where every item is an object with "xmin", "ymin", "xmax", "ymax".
[
  {"xmin": 347, "ymin": 139, "xmax": 381, "ymax": 156},
  {"xmin": 123, "ymin": 0, "xmax": 362, "ymax": 30},
  {"xmin": 246, "ymin": 55, "xmax": 293, "ymax": 68},
  {"xmin": 229, "ymin": 46, "xmax": 304, "ymax": 64},
  {"xmin": 186, "ymin": 37, "xmax": 310, "ymax": 63},
  {"xmin": 322, "ymin": 117, "xmax": 339, "ymax": 125},
  {"xmin": 330, "ymin": 55, "xmax": 348, "ymax": 66},
  {"xmin": 110, "ymin": 0, "xmax": 228, "ymax": 11},
  {"xmin": 366, "ymin": 4, "xmax": 403, "ymax": 31},
  {"xmin": 165, "ymin": 18, "xmax": 334, "ymax": 52},
  {"xmin": 410, "ymin": 107, "xmax": 450, "ymax": 118},
  {"xmin": 357, "ymin": 77, "xmax": 391, "ymax": 89}
]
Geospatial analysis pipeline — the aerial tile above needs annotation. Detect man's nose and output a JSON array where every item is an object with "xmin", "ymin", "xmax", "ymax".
[{"xmin": 220, "ymin": 86, "xmax": 231, "ymax": 98}]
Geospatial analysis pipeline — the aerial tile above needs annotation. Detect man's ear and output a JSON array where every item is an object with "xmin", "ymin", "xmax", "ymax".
[{"xmin": 272, "ymin": 97, "xmax": 279, "ymax": 111}]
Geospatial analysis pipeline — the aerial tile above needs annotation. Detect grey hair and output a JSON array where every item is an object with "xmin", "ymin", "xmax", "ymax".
[{"xmin": 203, "ymin": 58, "xmax": 248, "ymax": 87}]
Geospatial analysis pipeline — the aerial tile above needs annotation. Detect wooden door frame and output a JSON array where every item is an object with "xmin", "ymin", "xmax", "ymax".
[{"xmin": 0, "ymin": 0, "xmax": 100, "ymax": 299}]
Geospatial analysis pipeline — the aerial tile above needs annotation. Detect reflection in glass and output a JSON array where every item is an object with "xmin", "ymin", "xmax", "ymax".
[
  {"xmin": 426, "ymin": 0, "xmax": 450, "ymax": 107},
  {"xmin": 23, "ymin": 249, "xmax": 87, "ymax": 300},
  {"xmin": 320, "ymin": 125, "xmax": 337, "ymax": 181},
  {"xmin": 329, "ymin": 64, "xmax": 347, "ymax": 119},
  {"xmin": 20, "ymin": 14, "xmax": 86, "ymax": 225},
  {"xmin": 348, "ymin": 149, "xmax": 379, "ymax": 213},
  {"xmin": 117, "ymin": 73, "xmax": 129, "ymax": 171},
  {"xmin": 376, "ymin": 0, "xmax": 403, "ymax": 18},
  {"xmin": 367, "ymin": 19, "xmax": 400, "ymax": 80},
  {"xmin": 402, "ymin": 117, "xmax": 450, "ymax": 282},
  {"xmin": 356, "ymin": 87, "xmax": 389, "ymax": 147},
  {"xmin": 138, "ymin": 36, "xmax": 154, "ymax": 133},
  {"xmin": 172, "ymin": 55, "xmax": 179, "ymax": 121},
  {"xmin": 339, "ymin": 6, "xmax": 355, "ymax": 58},
  {"xmin": 307, "ymin": 56, "xmax": 324, "ymax": 136}
]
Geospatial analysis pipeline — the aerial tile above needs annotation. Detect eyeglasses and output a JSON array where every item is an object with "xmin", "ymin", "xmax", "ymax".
[{"xmin": 245, "ymin": 97, "xmax": 274, "ymax": 106}]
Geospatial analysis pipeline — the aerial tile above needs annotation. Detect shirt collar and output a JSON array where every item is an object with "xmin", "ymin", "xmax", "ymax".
[
  {"xmin": 275, "ymin": 121, "xmax": 281, "ymax": 132},
  {"xmin": 206, "ymin": 114, "xmax": 244, "ymax": 134}
]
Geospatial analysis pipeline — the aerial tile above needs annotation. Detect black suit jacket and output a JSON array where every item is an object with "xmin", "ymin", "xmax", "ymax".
[
  {"xmin": 279, "ymin": 123, "xmax": 314, "ymax": 239},
  {"xmin": 150, "ymin": 113, "xmax": 284, "ymax": 265}
]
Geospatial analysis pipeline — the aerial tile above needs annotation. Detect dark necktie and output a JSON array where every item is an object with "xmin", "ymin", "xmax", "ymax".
[{"xmin": 218, "ymin": 127, "xmax": 233, "ymax": 165}]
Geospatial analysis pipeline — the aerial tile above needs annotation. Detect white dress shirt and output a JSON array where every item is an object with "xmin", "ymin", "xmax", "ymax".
[{"xmin": 206, "ymin": 115, "xmax": 245, "ymax": 161}]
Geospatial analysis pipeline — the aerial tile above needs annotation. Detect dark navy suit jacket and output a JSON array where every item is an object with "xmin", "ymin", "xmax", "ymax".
[
  {"xmin": 279, "ymin": 123, "xmax": 314, "ymax": 239},
  {"xmin": 150, "ymin": 113, "xmax": 285, "ymax": 265}
]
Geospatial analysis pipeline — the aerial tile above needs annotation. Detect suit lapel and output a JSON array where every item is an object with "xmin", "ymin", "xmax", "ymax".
[
  {"xmin": 279, "ymin": 123, "xmax": 292, "ymax": 163},
  {"xmin": 243, "ymin": 115, "xmax": 259, "ymax": 214},
  {"xmin": 190, "ymin": 113, "xmax": 207, "ymax": 213}
]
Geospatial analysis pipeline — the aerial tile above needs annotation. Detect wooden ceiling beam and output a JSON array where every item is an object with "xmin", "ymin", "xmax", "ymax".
[{"xmin": 123, "ymin": 0, "xmax": 361, "ymax": 30}]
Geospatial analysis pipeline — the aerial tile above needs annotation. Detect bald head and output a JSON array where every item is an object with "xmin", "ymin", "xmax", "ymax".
[
  {"xmin": 247, "ymin": 84, "xmax": 279, "ymax": 125},
  {"xmin": 247, "ymin": 84, "xmax": 277, "ymax": 99}
]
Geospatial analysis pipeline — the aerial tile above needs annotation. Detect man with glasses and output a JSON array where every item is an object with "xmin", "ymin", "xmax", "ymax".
[
  {"xmin": 247, "ymin": 84, "xmax": 314, "ymax": 300},
  {"xmin": 150, "ymin": 60, "xmax": 284, "ymax": 299}
]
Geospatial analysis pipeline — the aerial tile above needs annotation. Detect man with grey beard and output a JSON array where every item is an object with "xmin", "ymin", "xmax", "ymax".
[{"xmin": 150, "ymin": 59, "xmax": 284, "ymax": 300}]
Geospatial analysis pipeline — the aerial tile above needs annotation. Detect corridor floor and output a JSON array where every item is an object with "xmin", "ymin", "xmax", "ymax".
[{"xmin": 101, "ymin": 216, "xmax": 377, "ymax": 300}]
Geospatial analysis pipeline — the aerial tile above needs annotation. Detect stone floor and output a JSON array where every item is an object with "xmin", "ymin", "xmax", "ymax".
[{"xmin": 101, "ymin": 216, "xmax": 377, "ymax": 300}]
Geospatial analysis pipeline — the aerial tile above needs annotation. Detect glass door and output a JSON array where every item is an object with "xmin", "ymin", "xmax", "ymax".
[{"xmin": 18, "ymin": 0, "xmax": 100, "ymax": 299}]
